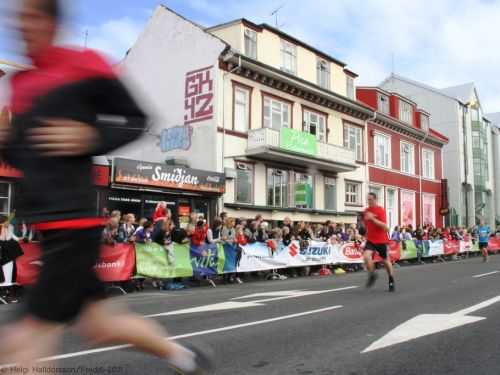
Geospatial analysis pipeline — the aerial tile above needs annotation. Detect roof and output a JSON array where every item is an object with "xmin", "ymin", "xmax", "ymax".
[
  {"xmin": 429, "ymin": 129, "xmax": 449, "ymax": 142},
  {"xmin": 439, "ymin": 83, "xmax": 475, "ymax": 104},
  {"xmin": 206, "ymin": 18, "xmax": 349, "ymax": 68},
  {"xmin": 380, "ymin": 74, "xmax": 467, "ymax": 105},
  {"xmin": 486, "ymin": 112, "xmax": 500, "ymax": 126}
]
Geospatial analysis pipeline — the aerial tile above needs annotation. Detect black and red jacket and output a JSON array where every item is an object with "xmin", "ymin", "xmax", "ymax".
[{"xmin": 7, "ymin": 46, "xmax": 146, "ymax": 226}]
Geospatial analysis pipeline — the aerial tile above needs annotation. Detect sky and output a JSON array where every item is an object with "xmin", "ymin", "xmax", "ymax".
[{"xmin": 1, "ymin": 0, "xmax": 499, "ymax": 113}]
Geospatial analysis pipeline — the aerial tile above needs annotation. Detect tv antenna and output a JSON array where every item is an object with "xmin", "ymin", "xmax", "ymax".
[
  {"xmin": 270, "ymin": 3, "xmax": 286, "ymax": 28},
  {"xmin": 84, "ymin": 29, "xmax": 88, "ymax": 49}
]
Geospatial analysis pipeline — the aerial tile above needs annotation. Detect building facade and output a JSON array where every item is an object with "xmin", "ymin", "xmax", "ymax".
[
  {"xmin": 121, "ymin": 6, "xmax": 375, "ymax": 225},
  {"xmin": 357, "ymin": 87, "xmax": 448, "ymax": 230},
  {"xmin": 380, "ymin": 75, "xmax": 495, "ymax": 227}
]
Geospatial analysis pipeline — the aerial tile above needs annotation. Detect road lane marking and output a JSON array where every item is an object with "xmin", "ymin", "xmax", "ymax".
[
  {"xmin": 144, "ymin": 286, "xmax": 358, "ymax": 317},
  {"xmin": 362, "ymin": 295, "xmax": 500, "ymax": 353},
  {"xmin": 0, "ymin": 305, "xmax": 343, "ymax": 367},
  {"xmin": 472, "ymin": 271, "xmax": 500, "ymax": 278}
]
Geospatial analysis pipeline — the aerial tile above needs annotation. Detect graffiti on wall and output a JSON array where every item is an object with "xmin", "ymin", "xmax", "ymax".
[{"xmin": 184, "ymin": 66, "xmax": 214, "ymax": 125}]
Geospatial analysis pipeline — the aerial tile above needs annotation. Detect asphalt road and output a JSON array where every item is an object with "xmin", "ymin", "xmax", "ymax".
[{"xmin": 2, "ymin": 255, "xmax": 500, "ymax": 375}]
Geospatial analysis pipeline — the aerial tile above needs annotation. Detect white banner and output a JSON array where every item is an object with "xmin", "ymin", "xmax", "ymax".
[
  {"xmin": 236, "ymin": 241, "xmax": 363, "ymax": 272},
  {"xmin": 427, "ymin": 240, "xmax": 444, "ymax": 256}
]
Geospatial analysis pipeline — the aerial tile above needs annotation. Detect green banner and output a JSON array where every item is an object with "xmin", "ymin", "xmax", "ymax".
[
  {"xmin": 135, "ymin": 242, "xmax": 193, "ymax": 278},
  {"xmin": 400, "ymin": 241, "xmax": 418, "ymax": 260},
  {"xmin": 280, "ymin": 127, "xmax": 317, "ymax": 156}
]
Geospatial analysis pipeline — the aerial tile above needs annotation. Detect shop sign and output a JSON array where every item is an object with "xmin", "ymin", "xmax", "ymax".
[
  {"xmin": 280, "ymin": 127, "xmax": 317, "ymax": 157},
  {"xmin": 113, "ymin": 158, "xmax": 225, "ymax": 194}
]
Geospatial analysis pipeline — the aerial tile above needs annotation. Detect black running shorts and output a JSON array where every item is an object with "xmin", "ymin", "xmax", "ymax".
[
  {"xmin": 364, "ymin": 241, "xmax": 389, "ymax": 259},
  {"xmin": 25, "ymin": 227, "xmax": 106, "ymax": 323},
  {"xmin": 479, "ymin": 242, "xmax": 489, "ymax": 250}
]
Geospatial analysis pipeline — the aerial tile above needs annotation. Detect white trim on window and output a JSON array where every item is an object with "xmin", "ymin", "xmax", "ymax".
[
  {"xmin": 378, "ymin": 93, "xmax": 390, "ymax": 114},
  {"xmin": 399, "ymin": 100, "xmax": 413, "ymax": 125},
  {"xmin": 234, "ymin": 86, "xmax": 250, "ymax": 133},
  {"xmin": 244, "ymin": 28, "xmax": 257, "ymax": 59},
  {"xmin": 374, "ymin": 132, "xmax": 391, "ymax": 168},
  {"xmin": 280, "ymin": 39, "xmax": 297, "ymax": 75},
  {"xmin": 345, "ymin": 180, "xmax": 362, "ymax": 206},
  {"xmin": 263, "ymin": 96, "xmax": 291, "ymax": 130},
  {"xmin": 400, "ymin": 141, "xmax": 415, "ymax": 175},
  {"xmin": 422, "ymin": 148, "xmax": 435, "ymax": 179}
]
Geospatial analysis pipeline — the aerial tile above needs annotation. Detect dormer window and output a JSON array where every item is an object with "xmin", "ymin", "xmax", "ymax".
[
  {"xmin": 378, "ymin": 93, "xmax": 390, "ymax": 114},
  {"xmin": 421, "ymin": 114, "xmax": 430, "ymax": 131},
  {"xmin": 399, "ymin": 100, "xmax": 413, "ymax": 125},
  {"xmin": 244, "ymin": 28, "xmax": 257, "ymax": 59}
]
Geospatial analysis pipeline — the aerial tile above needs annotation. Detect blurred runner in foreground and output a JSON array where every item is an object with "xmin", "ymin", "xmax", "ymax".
[{"xmin": 0, "ymin": 0, "xmax": 213, "ymax": 373}]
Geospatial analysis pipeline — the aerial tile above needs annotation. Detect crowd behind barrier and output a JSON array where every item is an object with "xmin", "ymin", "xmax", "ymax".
[{"xmin": 0, "ymin": 206, "xmax": 499, "ymax": 300}]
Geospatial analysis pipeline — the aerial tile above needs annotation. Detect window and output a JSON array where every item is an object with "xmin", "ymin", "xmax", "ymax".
[
  {"xmin": 374, "ymin": 133, "xmax": 391, "ymax": 168},
  {"xmin": 386, "ymin": 188, "xmax": 398, "ymax": 231},
  {"xmin": 422, "ymin": 149, "xmax": 435, "ymax": 179},
  {"xmin": 324, "ymin": 177, "xmax": 337, "ymax": 211},
  {"xmin": 263, "ymin": 96, "xmax": 291, "ymax": 130},
  {"xmin": 422, "ymin": 194, "xmax": 436, "ymax": 226},
  {"xmin": 304, "ymin": 109, "xmax": 326, "ymax": 142},
  {"xmin": 420, "ymin": 114, "xmax": 430, "ymax": 131},
  {"xmin": 317, "ymin": 59, "xmax": 330, "ymax": 89},
  {"xmin": 369, "ymin": 185, "xmax": 384, "ymax": 207},
  {"xmin": 0, "ymin": 183, "xmax": 10, "ymax": 215},
  {"xmin": 378, "ymin": 93, "xmax": 390, "ymax": 114},
  {"xmin": 233, "ymin": 86, "xmax": 250, "ymax": 133},
  {"xmin": 280, "ymin": 40, "xmax": 297, "ymax": 75},
  {"xmin": 399, "ymin": 100, "xmax": 413, "ymax": 124},
  {"xmin": 343, "ymin": 124, "xmax": 363, "ymax": 161},
  {"xmin": 345, "ymin": 181, "xmax": 362, "ymax": 205},
  {"xmin": 235, "ymin": 163, "xmax": 253, "ymax": 204},
  {"xmin": 294, "ymin": 173, "xmax": 313, "ymax": 208},
  {"xmin": 346, "ymin": 76, "xmax": 355, "ymax": 99},
  {"xmin": 244, "ymin": 28, "xmax": 257, "ymax": 59},
  {"xmin": 400, "ymin": 142, "xmax": 415, "ymax": 174},
  {"xmin": 267, "ymin": 168, "xmax": 289, "ymax": 207},
  {"xmin": 401, "ymin": 190, "xmax": 416, "ymax": 228}
]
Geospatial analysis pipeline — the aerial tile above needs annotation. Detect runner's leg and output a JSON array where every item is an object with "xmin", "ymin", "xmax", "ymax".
[{"xmin": 363, "ymin": 249, "xmax": 377, "ymax": 288}]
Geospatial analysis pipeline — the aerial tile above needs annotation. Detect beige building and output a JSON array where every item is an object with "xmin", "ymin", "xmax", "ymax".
[
  {"xmin": 121, "ymin": 7, "xmax": 375, "ymax": 225},
  {"xmin": 208, "ymin": 19, "xmax": 373, "ymax": 224}
]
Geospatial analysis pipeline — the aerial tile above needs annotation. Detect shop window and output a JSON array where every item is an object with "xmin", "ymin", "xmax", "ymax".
[
  {"xmin": 236, "ymin": 162, "xmax": 253, "ymax": 204},
  {"xmin": 267, "ymin": 168, "xmax": 289, "ymax": 207},
  {"xmin": 294, "ymin": 173, "xmax": 313, "ymax": 209},
  {"xmin": 324, "ymin": 177, "xmax": 337, "ymax": 211},
  {"xmin": 0, "ymin": 183, "xmax": 10, "ymax": 215}
]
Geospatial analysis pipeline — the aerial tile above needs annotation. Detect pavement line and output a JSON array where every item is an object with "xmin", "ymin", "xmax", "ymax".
[
  {"xmin": 0, "ymin": 305, "xmax": 342, "ymax": 367},
  {"xmin": 453, "ymin": 295, "xmax": 500, "ymax": 316},
  {"xmin": 472, "ymin": 271, "xmax": 500, "ymax": 278}
]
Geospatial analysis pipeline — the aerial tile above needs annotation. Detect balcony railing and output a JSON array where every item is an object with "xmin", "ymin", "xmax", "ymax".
[{"xmin": 247, "ymin": 127, "xmax": 357, "ymax": 170}]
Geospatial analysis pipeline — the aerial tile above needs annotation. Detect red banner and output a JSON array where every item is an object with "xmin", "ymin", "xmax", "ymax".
[
  {"xmin": 373, "ymin": 241, "xmax": 401, "ymax": 262},
  {"xmin": 94, "ymin": 243, "xmax": 135, "ymax": 282},
  {"xmin": 488, "ymin": 238, "xmax": 500, "ymax": 253},
  {"xmin": 15, "ymin": 242, "xmax": 135, "ymax": 285},
  {"xmin": 15, "ymin": 243, "xmax": 42, "ymax": 285},
  {"xmin": 443, "ymin": 240, "xmax": 460, "ymax": 255}
]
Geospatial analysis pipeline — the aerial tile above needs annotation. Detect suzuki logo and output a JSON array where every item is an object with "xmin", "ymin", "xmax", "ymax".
[{"xmin": 289, "ymin": 243, "xmax": 299, "ymax": 257}]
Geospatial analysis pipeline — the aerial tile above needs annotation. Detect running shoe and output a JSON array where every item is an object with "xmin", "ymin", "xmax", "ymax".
[
  {"xmin": 366, "ymin": 272, "xmax": 378, "ymax": 288},
  {"xmin": 172, "ymin": 344, "xmax": 215, "ymax": 375},
  {"xmin": 388, "ymin": 280, "xmax": 395, "ymax": 292}
]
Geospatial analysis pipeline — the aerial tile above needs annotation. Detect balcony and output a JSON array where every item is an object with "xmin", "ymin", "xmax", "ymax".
[{"xmin": 246, "ymin": 127, "xmax": 358, "ymax": 173}]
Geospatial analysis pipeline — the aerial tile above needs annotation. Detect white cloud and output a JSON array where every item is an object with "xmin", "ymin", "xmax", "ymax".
[
  {"xmin": 73, "ymin": 0, "xmax": 500, "ymax": 111},
  {"xmin": 174, "ymin": 0, "xmax": 500, "ymax": 111},
  {"xmin": 65, "ymin": 16, "xmax": 148, "ymax": 62}
]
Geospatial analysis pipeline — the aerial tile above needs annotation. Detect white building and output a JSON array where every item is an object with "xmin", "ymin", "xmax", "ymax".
[
  {"xmin": 119, "ymin": 5, "xmax": 376, "ymax": 225},
  {"xmin": 381, "ymin": 75, "xmax": 495, "ymax": 227}
]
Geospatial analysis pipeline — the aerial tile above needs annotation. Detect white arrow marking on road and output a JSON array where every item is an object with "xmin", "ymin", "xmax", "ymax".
[
  {"xmin": 145, "ymin": 286, "xmax": 358, "ymax": 318},
  {"xmin": 362, "ymin": 295, "xmax": 500, "ymax": 353},
  {"xmin": 0, "ymin": 305, "xmax": 343, "ymax": 368},
  {"xmin": 472, "ymin": 270, "xmax": 499, "ymax": 278}
]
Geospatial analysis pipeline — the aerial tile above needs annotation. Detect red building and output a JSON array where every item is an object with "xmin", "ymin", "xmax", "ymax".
[{"xmin": 356, "ymin": 87, "xmax": 448, "ymax": 230}]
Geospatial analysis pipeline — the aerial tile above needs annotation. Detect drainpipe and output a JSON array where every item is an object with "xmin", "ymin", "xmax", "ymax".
[
  {"xmin": 419, "ymin": 127, "xmax": 430, "ymax": 227},
  {"xmin": 221, "ymin": 52, "xmax": 241, "ymax": 211},
  {"xmin": 364, "ymin": 111, "xmax": 377, "ymax": 225},
  {"xmin": 462, "ymin": 104, "xmax": 469, "ymax": 227}
]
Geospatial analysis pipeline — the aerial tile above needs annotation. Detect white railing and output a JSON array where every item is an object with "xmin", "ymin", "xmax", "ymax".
[{"xmin": 247, "ymin": 128, "xmax": 356, "ymax": 166}]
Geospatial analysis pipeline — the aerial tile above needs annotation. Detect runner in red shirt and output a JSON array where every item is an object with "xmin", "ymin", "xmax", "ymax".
[{"xmin": 363, "ymin": 192, "xmax": 395, "ymax": 292}]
